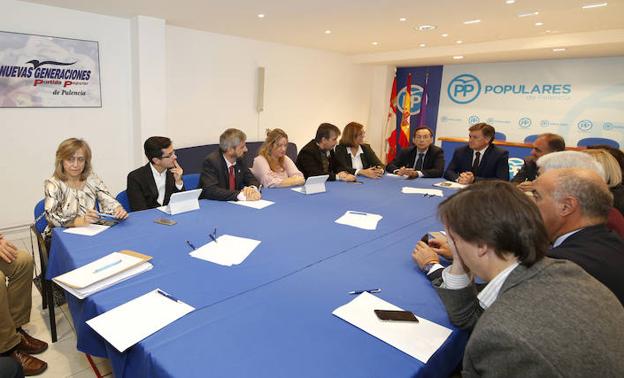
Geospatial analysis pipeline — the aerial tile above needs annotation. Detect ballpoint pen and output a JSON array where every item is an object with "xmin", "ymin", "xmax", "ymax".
[
  {"xmin": 349, "ymin": 211, "xmax": 368, "ymax": 215},
  {"xmin": 186, "ymin": 240, "xmax": 197, "ymax": 250},
  {"xmin": 348, "ymin": 288, "xmax": 382, "ymax": 295},
  {"xmin": 210, "ymin": 228, "xmax": 218, "ymax": 243},
  {"xmin": 156, "ymin": 289, "xmax": 181, "ymax": 303},
  {"xmin": 93, "ymin": 259, "xmax": 122, "ymax": 273}
]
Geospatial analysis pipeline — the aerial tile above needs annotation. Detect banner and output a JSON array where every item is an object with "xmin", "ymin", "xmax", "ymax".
[
  {"xmin": 0, "ymin": 31, "xmax": 101, "ymax": 108},
  {"xmin": 436, "ymin": 57, "xmax": 624, "ymax": 147}
]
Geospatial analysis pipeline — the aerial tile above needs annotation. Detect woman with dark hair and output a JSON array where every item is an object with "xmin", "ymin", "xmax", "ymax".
[{"xmin": 333, "ymin": 122, "xmax": 384, "ymax": 179}]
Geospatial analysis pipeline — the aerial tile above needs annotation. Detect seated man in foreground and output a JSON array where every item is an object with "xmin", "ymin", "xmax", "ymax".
[{"xmin": 412, "ymin": 181, "xmax": 624, "ymax": 376}]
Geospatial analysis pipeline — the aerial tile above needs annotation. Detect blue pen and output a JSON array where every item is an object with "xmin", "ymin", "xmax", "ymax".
[
  {"xmin": 186, "ymin": 240, "xmax": 197, "ymax": 250},
  {"xmin": 210, "ymin": 228, "xmax": 218, "ymax": 243},
  {"xmin": 93, "ymin": 259, "xmax": 122, "ymax": 274},
  {"xmin": 349, "ymin": 211, "xmax": 368, "ymax": 216},
  {"xmin": 348, "ymin": 288, "xmax": 382, "ymax": 295},
  {"xmin": 156, "ymin": 289, "xmax": 180, "ymax": 303}
]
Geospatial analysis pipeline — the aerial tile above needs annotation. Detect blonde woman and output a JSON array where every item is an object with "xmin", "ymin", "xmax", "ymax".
[
  {"xmin": 584, "ymin": 148, "xmax": 624, "ymax": 213},
  {"xmin": 251, "ymin": 129, "xmax": 305, "ymax": 188},
  {"xmin": 44, "ymin": 138, "xmax": 127, "ymax": 238}
]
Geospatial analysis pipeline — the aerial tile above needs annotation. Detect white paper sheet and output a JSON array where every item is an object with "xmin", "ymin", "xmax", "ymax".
[
  {"xmin": 53, "ymin": 251, "xmax": 147, "ymax": 289},
  {"xmin": 55, "ymin": 263, "xmax": 153, "ymax": 299},
  {"xmin": 86, "ymin": 289, "xmax": 194, "ymax": 352},
  {"xmin": 189, "ymin": 234, "xmax": 261, "ymax": 266},
  {"xmin": 335, "ymin": 211, "xmax": 383, "ymax": 230},
  {"xmin": 433, "ymin": 181, "xmax": 467, "ymax": 190},
  {"xmin": 333, "ymin": 292, "xmax": 452, "ymax": 363},
  {"xmin": 385, "ymin": 173, "xmax": 408, "ymax": 179},
  {"xmin": 227, "ymin": 199, "xmax": 275, "ymax": 209},
  {"xmin": 291, "ymin": 187, "xmax": 305, "ymax": 193},
  {"xmin": 401, "ymin": 187, "xmax": 444, "ymax": 197},
  {"xmin": 63, "ymin": 224, "xmax": 109, "ymax": 236}
]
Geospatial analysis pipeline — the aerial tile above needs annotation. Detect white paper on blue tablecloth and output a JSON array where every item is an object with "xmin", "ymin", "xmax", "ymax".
[
  {"xmin": 86, "ymin": 289, "xmax": 194, "ymax": 352},
  {"xmin": 227, "ymin": 199, "xmax": 274, "ymax": 209},
  {"xmin": 291, "ymin": 187, "xmax": 305, "ymax": 193},
  {"xmin": 433, "ymin": 181, "xmax": 467, "ymax": 190},
  {"xmin": 63, "ymin": 224, "xmax": 109, "ymax": 236},
  {"xmin": 385, "ymin": 173, "xmax": 408, "ymax": 179},
  {"xmin": 189, "ymin": 234, "xmax": 261, "ymax": 266},
  {"xmin": 335, "ymin": 211, "xmax": 383, "ymax": 230},
  {"xmin": 401, "ymin": 187, "xmax": 444, "ymax": 197},
  {"xmin": 332, "ymin": 292, "xmax": 452, "ymax": 363}
]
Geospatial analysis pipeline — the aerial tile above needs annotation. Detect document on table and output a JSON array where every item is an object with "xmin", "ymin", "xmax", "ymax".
[
  {"xmin": 63, "ymin": 224, "xmax": 109, "ymax": 236},
  {"xmin": 433, "ymin": 181, "xmax": 467, "ymax": 190},
  {"xmin": 227, "ymin": 199, "xmax": 274, "ymax": 209},
  {"xmin": 333, "ymin": 292, "xmax": 452, "ymax": 363},
  {"xmin": 385, "ymin": 173, "xmax": 407, "ymax": 179},
  {"xmin": 335, "ymin": 211, "xmax": 383, "ymax": 230},
  {"xmin": 86, "ymin": 289, "xmax": 194, "ymax": 352},
  {"xmin": 291, "ymin": 187, "xmax": 305, "ymax": 193},
  {"xmin": 401, "ymin": 187, "xmax": 444, "ymax": 196},
  {"xmin": 189, "ymin": 234, "xmax": 261, "ymax": 266}
]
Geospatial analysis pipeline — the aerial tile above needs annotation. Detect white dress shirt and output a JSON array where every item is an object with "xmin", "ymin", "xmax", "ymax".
[
  {"xmin": 348, "ymin": 145, "xmax": 364, "ymax": 175},
  {"xmin": 150, "ymin": 163, "xmax": 183, "ymax": 206},
  {"xmin": 472, "ymin": 145, "xmax": 489, "ymax": 166},
  {"xmin": 552, "ymin": 229, "xmax": 582, "ymax": 248}
]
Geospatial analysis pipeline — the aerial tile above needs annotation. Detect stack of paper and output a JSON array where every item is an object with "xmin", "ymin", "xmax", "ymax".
[
  {"xmin": 227, "ymin": 199, "xmax": 274, "ymax": 209},
  {"xmin": 53, "ymin": 250, "xmax": 153, "ymax": 299},
  {"xmin": 189, "ymin": 234, "xmax": 261, "ymax": 266},
  {"xmin": 434, "ymin": 181, "xmax": 467, "ymax": 190},
  {"xmin": 333, "ymin": 292, "xmax": 452, "ymax": 363},
  {"xmin": 87, "ymin": 289, "xmax": 194, "ymax": 352},
  {"xmin": 335, "ymin": 211, "xmax": 383, "ymax": 230},
  {"xmin": 63, "ymin": 224, "xmax": 109, "ymax": 236},
  {"xmin": 401, "ymin": 187, "xmax": 444, "ymax": 197}
]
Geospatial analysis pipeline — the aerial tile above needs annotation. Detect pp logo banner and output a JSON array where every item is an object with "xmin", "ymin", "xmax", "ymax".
[{"xmin": 448, "ymin": 74, "xmax": 481, "ymax": 104}]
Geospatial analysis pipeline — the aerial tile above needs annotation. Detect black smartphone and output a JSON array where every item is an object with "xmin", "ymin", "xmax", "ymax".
[
  {"xmin": 154, "ymin": 218, "xmax": 177, "ymax": 226},
  {"xmin": 374, "ymin": 309, "xmax": 419, "ymax": 322}
]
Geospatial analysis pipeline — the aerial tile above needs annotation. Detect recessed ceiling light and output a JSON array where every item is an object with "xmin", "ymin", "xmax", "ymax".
[
  {"xmin": 419, "ymin": 43, "xmax": 426, "ymax": 47},
  {"xmin": 257, "ymin": 13, "xmax": 265, "ymax": 18},
  {"xmin": 399, "ymin": 17, "xmax": 407, "ymax": 22},
  {"xmin": 535, "ymin": 22, "xmax": 544, "ymax": 26},
  {"xmin": 453, "ymin": 55, "xmax": 464, "ymax": 60},
  {"xmin": 518, "ymin": 11, "xmax": 539, "ymax": 17},
  {"xmin": 463, "ymin": 19, "xmax": 481, "ymax": 24},
  {"xmin": 553, "ymin": 48, "xmax": 566, "ymax": 52},
  {"xmin": 371, "ymin": 41, "xmax": 379, "ymax": 46},
  {"xmin": 417, "ymin": 24, "xmax": 437, "ymax": 31},
  {"xmin": 324, "ymin": 30, "xmax": 332, "ymax": 34},
  {"xmin": 456, "ymin": 40, "xmax": 463, "ymax": 44},
  {"xmin": 506, "ymin": 0, "xmax": 516, "ymax": 4},
  {"xmin": 582, "ymin": 2, "xmax": 608, "ymax": 9},
  {"xmin": 441, "ymin": 33, "xmax": 449, "ymax": 37},
  {"xmin": 545, "ymin": 30, "xmax": 552, "ymax": 33}
]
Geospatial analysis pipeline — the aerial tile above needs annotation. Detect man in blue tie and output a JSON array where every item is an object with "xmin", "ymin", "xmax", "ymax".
[{"xmin": 385, "ymin": 126, "xmax": 445, "ymax": 178}]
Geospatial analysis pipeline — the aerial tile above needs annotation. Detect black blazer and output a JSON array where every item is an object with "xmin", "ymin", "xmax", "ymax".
[
  {"xmin": 444, "ymin": 144, "xmax": 509, "ymax": 181},
  {"xmin": 548, "ymin": 224, "xmax": 624, "ymax": 306},
  {"xmin": 511, "ymin": 158, "xmax": 538, "ymax": 183},
  {"xmin": 198, "ymin": 150, "xmax": 259, "ymax": 201},
  {"xmin": 333, "ymin": 144, "xmax": 383, "ymax": 175},
  {"xmin": 385, "ymin": 145, "xmax": 445, "ymax": 178},
  {"xmin": 296, "ymin": 140, "xmax": 340, "ymax": 181},
  {"xmin": 126, "ymin": 163, "xmax": 185, "ymax": 211}
]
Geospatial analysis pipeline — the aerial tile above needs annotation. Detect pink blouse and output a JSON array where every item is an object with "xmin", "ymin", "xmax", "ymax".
[{"xmin": 251, "ymin": 155, "xmax": 304, "ymax": 188}]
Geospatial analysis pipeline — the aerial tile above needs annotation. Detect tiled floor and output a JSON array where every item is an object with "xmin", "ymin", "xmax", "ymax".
[{"xmin": 7, "ymin": 235, "xmax": 112, "ymax": 378}]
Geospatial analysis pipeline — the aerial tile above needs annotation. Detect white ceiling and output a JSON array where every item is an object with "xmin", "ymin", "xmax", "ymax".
[{"xmin": 21, "ymin": 0, "xmax": 624, "ymax": 66}]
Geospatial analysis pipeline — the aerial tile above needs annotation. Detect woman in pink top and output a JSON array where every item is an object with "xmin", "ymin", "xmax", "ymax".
[{"xmin": 252, "ymin": 129, "xmax": 305, "ymax": 188}]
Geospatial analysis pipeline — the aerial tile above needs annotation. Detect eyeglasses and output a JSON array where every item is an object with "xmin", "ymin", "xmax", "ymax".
[{"xmin": 160, "ymin": 151, "xmax": 176, "ymax": 159}]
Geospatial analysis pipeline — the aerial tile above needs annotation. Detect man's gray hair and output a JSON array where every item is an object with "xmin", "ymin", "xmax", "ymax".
[
  {"xmin": 537, "ymin": 151, "xmax": 606, "ymax": 181},
  {"xmin": 552, "ymin": 169, "xmax": 613, "ymax": 221},
  {"xmin": 219, "ymin": 128, "xmax": 246, "ymax": 152}
]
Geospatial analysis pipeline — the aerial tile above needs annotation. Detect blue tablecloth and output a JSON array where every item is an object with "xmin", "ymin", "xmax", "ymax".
[{"xmin": 47, "ymin": 177, "xmax": 467, "ymax": 377}]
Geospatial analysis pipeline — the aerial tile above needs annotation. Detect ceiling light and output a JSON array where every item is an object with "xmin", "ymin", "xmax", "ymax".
[
  {"xmin": 463, "ymin": 19, "xmax": 481, "ymax": 24},
  {"xmin": 582, "ymin": 2, "xmax": 608, "ymax": 9},
  {"xmin": 441, "ymin": 33, "xmax": 449, "ymax": 37},
  {"xmin": 506, "ymin": 0, "xmax": 516, "ymax": 4},
  {"xmin": 417, "ymin": 24, "xmax": 437, "ymax": 31},
  {"xmin": 257, "ymin": 13, "xmax": 265, "ymax": 18},
  {"xmin": 453, "ymin": 55, "xmax": 464, "ymax": 60},
  {"xmin": 553, "ymin": 48, "xmax": 566, "ymax": 52},
  {"xmin": 456, "ymin": 40, "xmax": 463, "ymax": 44},
  {"xmin": 371, "ymin": 41, "xmax": 379, "ymax": 46},
  {"xmin": 535, "ymin": 22, "xmax": 544, "ymax": 26},
  {"xmin": 324, "ymin": 30, "xmax": 332, "ymax": 34},
  {"xmin": 399, "ymin": 17, "xmax": 407, "ymax": 22},
  {"xmin": 518, "ymin": 11, "xmax": 539, "ymax": 17},
  {"xmin": 545, "ymin": 30, "xmax": 552, "ymax": 33},
  {"xmin": 419, "ymin": 43, "xmax": 426, "ymax": 47}
]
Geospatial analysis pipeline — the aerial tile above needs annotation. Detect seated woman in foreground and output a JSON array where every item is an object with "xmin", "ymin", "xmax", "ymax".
[
  {"xmin": 251, "ymin": 129, "xmax": 305, "ymax": 188},
  {"xmin": 333, "ymin": 122, "xmax": 384, "ymax": 179},
  {"xmin": 44, "ymin": 138, "xmax": 127, "ymax": 239}
]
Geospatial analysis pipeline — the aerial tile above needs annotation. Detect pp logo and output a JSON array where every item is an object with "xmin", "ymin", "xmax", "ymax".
[
  {"xmin": 448, "ymin": 74, "xmax": 481, "ymax": 104},
  {"xmin": 577, "ymin": 120, "xmax": 593, "ymax": 132},
  {"xmin": 519, "ymin": 117, "xmax": 532, "ymax": 129},
  {"xmin": 468, "ymin": 115, "xmax": 480, "ymax": 125},
  {"xmin": 540, "ymin": 120, "xmax": 550, "ymax": 128},
  {"xmin": 397, "ymin": 84, "xmax": 424, "ymax": 115}
]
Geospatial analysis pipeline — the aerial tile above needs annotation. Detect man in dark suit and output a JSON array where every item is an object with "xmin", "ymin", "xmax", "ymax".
[
  {"xmin": 296, "ymin": 123, "xmax": 356, "ymax": 182},
  {"xmin": 385, "ymin": 126, "xmax": 445, "ymax": 178},
  {"xmin": 127, "ymin": 136, "xmax": 185, "ymax": 211},
  {"xmin": 443, "ymin": 123, "xmax": 509, "ymax": 184},
  {"xmin": 532, "ymin": 168, "xmax": 624, "ymax": 305},
  {"xmin": 198, "ymin": 128, "xmax": 261, "ymax": 201},
  {"xmin": 511, "ymin": 133, "xmax": 565, "ymax": 192},
  {"xmin": 413, "ymin": 181, "xmax": 624, "ymax": 376}
]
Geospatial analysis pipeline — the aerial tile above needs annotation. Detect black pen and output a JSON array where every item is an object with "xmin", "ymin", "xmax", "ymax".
[
  {"xmin": 186, "ymin": 240, "xmax": 197, "ymax": 250},
  {"xmin": 349, "ymin": 211, "xmax": 368, "ymax": 216},
  {"xmin": 156, "ymin": 289, "xmax": 181, "ymax": 303},
  {"xmin": 210, "ymin": 228, "xmax": 218, "ymax": 243},
  {"xmin": 348, "ymin": 288, "xmax": 381, "ymax": 295}
]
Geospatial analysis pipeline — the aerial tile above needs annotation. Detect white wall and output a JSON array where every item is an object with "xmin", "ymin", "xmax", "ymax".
[{"xmin": 1, "ymin": 0, "xmax": 134, "ymax": 229}]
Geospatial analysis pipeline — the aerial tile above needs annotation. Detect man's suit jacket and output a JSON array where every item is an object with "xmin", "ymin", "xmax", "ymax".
[
  {"xmin": 198, "ymin": 150, "xmax": 259, "ymax": 201},
  {"xmin": 444, "ymin": 144, "xmax": 509, "ymax": 182},
  {"xmin": 510, "ymin": 158, "xmax": 538, "ymax": 183},
  {"xmin": 295, "ymin": 140, "xmax": 340, "ymax": 181},
  {"xmin": 434, "ymin": 258, "xmax": 624, "ymax": 377},
  {"xmin": 548, "ymin": 224, "xmax": 624, "ymax": 305},
  {"xmin": 126, "ymin": 163, "xmax": 184, "ymax": 211},
  {"xmin": 385, "ymin": 145, "xmax": 445, "ymax": 178},
  {"xmin": 333, "ymin": 143, "xmax": 383, "ymax": 175}
]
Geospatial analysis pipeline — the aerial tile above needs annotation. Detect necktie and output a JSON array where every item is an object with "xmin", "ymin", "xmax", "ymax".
[
  {"xmin": 321, "ymin": 152, "xmax": 329, "ymax": 174},
  {"xmin": 472, "ymin": 151, "xmax": 481, "ymax": 174},
  {"xmin": 228, "ymin": 165, "xmax": 236, "ymax": 191},
  {"xmin": 414, "ymin": 153, "xmax": 424, "ymax": 171}
]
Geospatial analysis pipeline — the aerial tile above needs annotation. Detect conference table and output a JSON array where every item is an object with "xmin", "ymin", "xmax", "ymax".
[{"xmin": 46, "ymin": 176, "xmax": 469, "ymax": 377}]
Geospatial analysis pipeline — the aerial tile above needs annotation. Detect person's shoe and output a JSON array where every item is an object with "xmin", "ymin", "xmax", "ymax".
[
  {"xmin": 16, "ymin": 329, "xmax": 48, "ymax": 354},
  {"xmin": 10, "ymin": 350, "xmax": 47, "ymax": 376}
]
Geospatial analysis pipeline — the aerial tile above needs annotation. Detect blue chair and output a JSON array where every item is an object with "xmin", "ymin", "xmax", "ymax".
[
  {"xmin": 494, "ymin": 132, "xmax": 507, "ymax": 141},
  {"xmin": 523, "ymin": 134, "xmax": 539, "ymax": 144},
  {"xmin": 183, "ymin": 173, "xmax": 200, "ymax": 189},
  {"xmin": 116, "ymin": 191, "xmax": 130, "ymax": 212},
  {"xmin": 577, "ymin": 137, "xmax": 620, "ymax": 149}
]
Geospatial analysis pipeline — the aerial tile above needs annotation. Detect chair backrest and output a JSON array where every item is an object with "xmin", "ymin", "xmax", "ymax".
[
  {"xmin": 577, "ymin": 137, "xmax": 620, "ymax": 149},
  {"xmin": 34, "ymin": 199, "xmax": 47, "ymax": 234},
  {"xmin": 183, "ymin": 173, "xmax": 200, "ymax": 190},
  {"xmin": 116, "ymin": 191, "xmax": 130, "ymax": 212},
  {"xmin": 523, "ymin": 134, "xmax": 539, "ymax": 144},
  {"xmin": 494, "ymin": 132, "xmax": 507, "ymax": 141}
]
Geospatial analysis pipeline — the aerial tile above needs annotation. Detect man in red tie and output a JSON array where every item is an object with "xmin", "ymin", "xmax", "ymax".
[{"xmin": 198, "ymin": 128, "xmax": 261, "ymax": 201}]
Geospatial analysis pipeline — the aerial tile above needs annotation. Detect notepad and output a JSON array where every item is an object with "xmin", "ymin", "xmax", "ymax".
[
  {"xmin": 401, "ymin": 187, "xmax": 444, "ymax": 197},
  {"xmin": 335, "ymin": 211, "xmax": 383, "ymax": 230},
  {"xmin": 86, "ymin": 289, "xmax": 194, "ymax": 352},
  {"xmin": 189, "ymin": 234, "xmax": 261, "ymax": 266},
  {"xmin": 63, "ymin": 224, "xmax": 109, "ymax": 236},
  {"xmin": 333, "ymin": 292, "xmax": 452, "ymax": 363},
  {"xmin": 434, "ymin": 181, "xmax": 467, "ymax": 190},
  {"xmin": 227, "ymin": 199, "xmax": 274, "ymax": 209}
]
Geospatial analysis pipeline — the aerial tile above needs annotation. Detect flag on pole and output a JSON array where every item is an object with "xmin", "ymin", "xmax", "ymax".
[
  {"xmin": 419, "ymin": 72, "xmax": 429, "ymax": 127},
  {"xmin": 384, "ymin": 75, "xmax": 398, "ymax": 163}
]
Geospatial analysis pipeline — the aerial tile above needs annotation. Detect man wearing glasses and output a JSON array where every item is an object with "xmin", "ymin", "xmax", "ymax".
[
  {"xmin": 386, "ymin": 126, "xmax": 445, "ymax": 178},
  {"xmin": 127, "ymin": 136, "xmax": 185, "ymax": 211}
]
